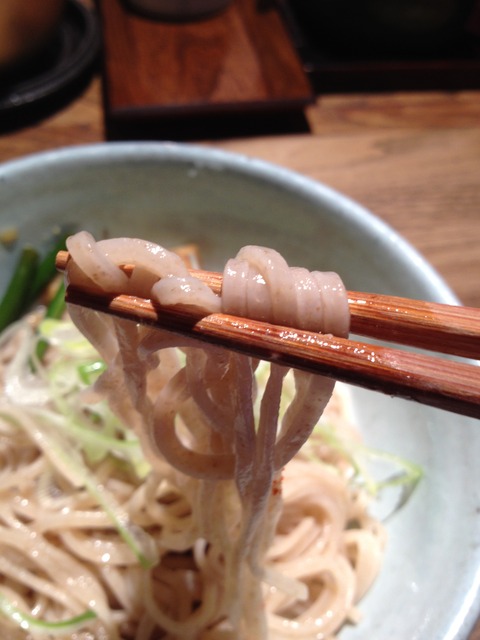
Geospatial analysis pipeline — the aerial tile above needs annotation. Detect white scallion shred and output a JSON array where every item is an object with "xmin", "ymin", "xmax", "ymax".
[
  {"xmin": 0, "ymin": 592, "xmax": 96, "ymax": 636},
  {"xmin": 0, "ymin": 314, "xmax": 421, "ymax": 636},
  {"xmin": 1, "ymin": 317, "xmax": 156, "ymax": 570}
]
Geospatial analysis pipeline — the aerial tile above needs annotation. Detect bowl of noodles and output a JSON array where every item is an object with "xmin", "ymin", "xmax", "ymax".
[{"xmin": 0, "ymin": 141, "xmax": 479, "ymax": 640}]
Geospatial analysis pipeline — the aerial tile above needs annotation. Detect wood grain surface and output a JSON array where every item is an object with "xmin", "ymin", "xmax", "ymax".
[
  {"xmin": 98, "ymin": 0, "xmax": 312, "ymax": 121},
  {"xmin": 0, "ymin": 72, "xmax": 480, "ymax": 636}
]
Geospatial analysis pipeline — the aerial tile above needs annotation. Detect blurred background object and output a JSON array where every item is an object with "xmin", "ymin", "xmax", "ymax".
[
  {"xmin": 98, "ymin": 0, "xmax": 313, "ymax": 141},
  {"xmin": 0, "ymin": 0, "xmax": 100, "ymax": 131},
  {"xmin": 124, "ymin": 0, "xmax": 233, "ymax": 21},
  {"xmin": 281, "ymin": 0, "xmax": 480, "ymax": 92},
  {"xmin": 288, "ymin": 0, "xmax": 478, "ymax": 58},
  {"xmin": 0, "ymin": 0, "xmax": 66, "ymax": 71},
  {"xmin": 1, "ymin": 0, "xmax": 479, "ymax": 139}
]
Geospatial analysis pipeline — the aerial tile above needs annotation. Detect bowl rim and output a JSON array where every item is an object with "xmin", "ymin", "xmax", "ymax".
[
  {"xmin": 0, "ymin": 140, "xmax": 460, "ymax": 306},
  {"xmin": 1, "ymin": 140, "xmax": 479, "ymax": 639}
]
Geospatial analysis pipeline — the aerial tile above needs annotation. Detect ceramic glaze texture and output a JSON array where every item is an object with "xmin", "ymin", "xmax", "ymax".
[{"xmin": 0, "ymin": 142, "xmax": 478, "ymax": 639}]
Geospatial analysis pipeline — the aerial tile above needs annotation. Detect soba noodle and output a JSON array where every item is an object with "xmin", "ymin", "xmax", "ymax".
[{"xmin": 0, "ymin": 232, "xmax": 386, "ymax": 639}]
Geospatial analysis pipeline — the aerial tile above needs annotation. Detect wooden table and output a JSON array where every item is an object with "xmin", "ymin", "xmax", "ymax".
[
  {"xmin": 1, "ymin": 71, "xmax": 480, "ymax": 637},
  {"xmin": 1, "ymin": 80, "xmax": 479, "ymax": 308}
]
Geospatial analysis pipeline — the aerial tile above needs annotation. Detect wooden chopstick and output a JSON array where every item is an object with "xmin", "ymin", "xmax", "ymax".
[
  {"xmin": 56, "ymin": 250, "xmax": 480, "ymax": 359},
  {"xmin": 55, "ymin": 251, "xmax": 480, "ymax": 419},
  {"xmin": 192, "ymin": 270, "xmax": 480, "ymax": 360},
  {"xmin": 62, "ymin": 284, "xmax": 480, "ymax": 419}
]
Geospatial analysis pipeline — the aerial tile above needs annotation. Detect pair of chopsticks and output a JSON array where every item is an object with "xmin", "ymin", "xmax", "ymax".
[{"xmin": 55, "ymin": 251, "xmax": 480, "ymax": 419}]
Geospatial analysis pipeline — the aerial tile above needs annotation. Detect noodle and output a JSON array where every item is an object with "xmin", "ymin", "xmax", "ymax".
[{"xmin": 0, "ymin": 232, "xmax": 386, "ymax": 639}]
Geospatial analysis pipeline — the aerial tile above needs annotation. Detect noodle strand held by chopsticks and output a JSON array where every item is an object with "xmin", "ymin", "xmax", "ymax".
[{"xmin": 0, "ymin": 232, "xmax": 386, "ymax": 639}]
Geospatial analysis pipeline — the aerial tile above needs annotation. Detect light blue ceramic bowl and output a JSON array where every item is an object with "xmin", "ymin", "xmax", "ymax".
[{"xmin": 0, "ymin": 142, "xmax": 479, "ymax": 639}]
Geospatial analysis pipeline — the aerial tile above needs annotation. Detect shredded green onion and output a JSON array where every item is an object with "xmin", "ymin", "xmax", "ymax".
[
  {"xmin": 28, "ymin": 226, "xmax": 74, "ymax": 304},
  {"xmin": 255, "ymin": 361, "xmax": 422, "ymax": 519},
  {"xmin": 304, "ymin": 420, "xmax": 423, "ymax": 518},
  {"xmin": 0, "ymin": 246, "xmax": 39, "ymax": 332},
  {"xmin": 0, "ymin": 592, "xmax": 96, "ymax": 636},
  {"xmin": 34, "ymin": 281, "xmax": 67, "ymax": 362},
  {"xmin": 1, "ymin": 315, "xmax": 157, "ymax": 568},
  {"xmin": 78, "ymin": 360, "xmax": 107, "ymax": 384}
]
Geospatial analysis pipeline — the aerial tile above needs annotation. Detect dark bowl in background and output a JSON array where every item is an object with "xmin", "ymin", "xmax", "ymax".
[{"xmin": 289, "ymin": 0, "xmax": 479, "ymax": 58}]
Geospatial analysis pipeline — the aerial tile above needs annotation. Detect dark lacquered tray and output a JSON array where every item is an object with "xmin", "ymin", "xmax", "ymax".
[{"xmin": 98, "ymin": 0, "xmax": 314, "ymax": 140}]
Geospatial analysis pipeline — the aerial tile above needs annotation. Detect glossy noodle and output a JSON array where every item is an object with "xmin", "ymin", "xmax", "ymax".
[{"xmin": 0, "ymin": 232, "xmax": 385, "ymax": 639}]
